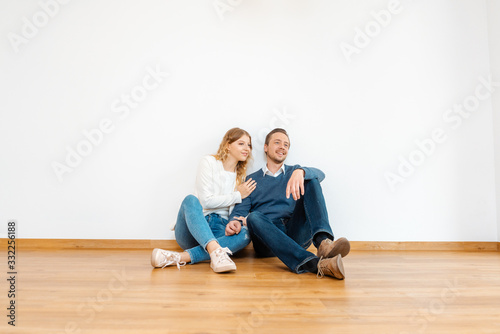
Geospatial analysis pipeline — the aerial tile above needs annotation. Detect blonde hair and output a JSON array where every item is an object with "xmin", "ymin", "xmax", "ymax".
[{"xmin": 213, "ymin": 128, "xmax": 252, "ymax": 185}]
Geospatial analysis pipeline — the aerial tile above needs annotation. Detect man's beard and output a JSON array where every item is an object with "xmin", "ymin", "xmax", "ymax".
[{"xmin": 269, "ymin": 152, "xmax": 286, "ymax": 164}]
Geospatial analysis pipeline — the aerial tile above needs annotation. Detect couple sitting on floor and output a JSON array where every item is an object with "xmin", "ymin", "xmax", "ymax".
[{"xmin": 151, "ymin": 127, "xmax": 350, "ymax": 280}]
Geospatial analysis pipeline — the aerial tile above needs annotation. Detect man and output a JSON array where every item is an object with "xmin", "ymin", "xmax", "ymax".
[{"xmin": 225, "ymin": 128, "xmax": 350, "ymax": 279}]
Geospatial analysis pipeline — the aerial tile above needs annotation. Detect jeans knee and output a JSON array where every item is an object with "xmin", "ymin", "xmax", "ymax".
[
  {"xmin": 247, "ymin": 212, "xmax": 265, "ymax": 226},
  {"xmin": 182, "ymin": 194, "xmax": 201, "ymax": 210},
  {"xmin": 246, "ymin": 212, "xmax": 272, "ymax": 234},
  {"xmin": 305, "ymin": 177, "xmax": 321, "ymax": 189}
]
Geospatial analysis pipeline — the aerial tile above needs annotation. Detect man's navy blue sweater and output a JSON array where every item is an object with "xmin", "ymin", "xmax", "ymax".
[{"xmin": 229, "ymin": 164, "xmax": 325, "ymax": 223}]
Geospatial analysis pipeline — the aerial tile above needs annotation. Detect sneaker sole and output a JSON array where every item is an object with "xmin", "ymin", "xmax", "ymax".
[
  {"xmin": 210, "ymin": 263, "xmax": 237, "ymax": 273},
  {"xmin": 151, "ymin": 248, "xmax": 161, "ymax": 268}
]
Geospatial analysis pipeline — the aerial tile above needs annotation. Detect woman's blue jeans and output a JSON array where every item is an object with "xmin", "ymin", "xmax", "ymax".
[
  {"xmin": 174, "ymin": 195, "xmax": 250, "ymax": 264},
  {"xmin": 246, "ymin": 178, "xmax": 334, "ymax": 274}
]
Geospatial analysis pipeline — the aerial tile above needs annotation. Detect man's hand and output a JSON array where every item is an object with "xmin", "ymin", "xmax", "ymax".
[
  {"xmin": 234, "ymin": 216, "xmax": 247, "ymax": 226},
  {"xmin": 225, "ymin": 220, "xmax": 242, "ymax": 236},
  {"xmin": 286, "ymin": 169, "xmax": 305, "ymax": 200}
]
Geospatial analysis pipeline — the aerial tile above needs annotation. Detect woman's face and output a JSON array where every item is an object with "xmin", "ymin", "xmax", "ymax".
[{"xmin": 227, "ymin": 135, "xmax": 252, "ymax": 162}]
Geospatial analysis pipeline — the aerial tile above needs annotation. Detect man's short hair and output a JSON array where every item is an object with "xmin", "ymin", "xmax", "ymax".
[{"xmin": 264, "ymin": 128, "xmax": 290, "ymax": 146}]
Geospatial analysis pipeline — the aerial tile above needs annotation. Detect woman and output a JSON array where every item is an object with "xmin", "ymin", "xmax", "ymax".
[{"xmin": 151, "ymin": 128, "xmax": 257, "ymax": 273}]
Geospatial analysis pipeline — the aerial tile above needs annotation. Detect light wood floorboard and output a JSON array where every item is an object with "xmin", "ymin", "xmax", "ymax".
[{"xmin": 2, "ymin": 245, "xmax": 500, "ymax": 334}]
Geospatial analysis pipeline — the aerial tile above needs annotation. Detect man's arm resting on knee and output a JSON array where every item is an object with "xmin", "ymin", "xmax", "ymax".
[
  {"xmin": 300, "ymin": 166, "xmax": 325, "ymax": 182},
  {"xmin": 286, "ymin": 166, "xmax": 325, "ymax": 200}
]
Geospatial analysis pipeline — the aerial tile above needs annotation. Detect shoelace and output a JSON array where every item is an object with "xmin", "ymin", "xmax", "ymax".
[
  {"xmin": 323, "ymin": 239, "xmax": 333, "ymax": 246},
  {"xmin": 213, "ymin": 247, "xmax": 233, "ymax": 265},
  {"xmin": 159, "ymin": 251, "xmax": 186, "ymax": 270},
  {"xmin": 316, "ymin": 256, "xmax": 325, "ymax": 278}
]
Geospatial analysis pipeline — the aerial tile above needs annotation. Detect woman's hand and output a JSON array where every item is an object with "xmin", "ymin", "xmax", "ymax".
[
  {"xmin": 237, "ymin": 178, "xmax": 257, "ymax": 199},
  {"xmin": 225, "ymin": 220, "xmax": 242, "ymax": 236}
]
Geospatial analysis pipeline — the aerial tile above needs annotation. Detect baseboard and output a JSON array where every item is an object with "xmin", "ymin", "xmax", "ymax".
[
  {"xmin": 2, "ymin": 238, "xmax": 181, "ymax": 250},
  {"xmin": 349, "ymin": 241, "xmax": 499, "ymax": 251},
  {"xmin": 1, "ymin": 238, "xmax": 499, "ymax": 251}
]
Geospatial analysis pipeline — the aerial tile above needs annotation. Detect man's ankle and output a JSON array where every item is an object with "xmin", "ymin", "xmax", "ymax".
[
  {"xmin": 313, "ymin": 232, "xmax": 332, "ymax": 248},
  {"xmin": 301, "ymin": 257, "xmax": 320, "ymax": 273}
]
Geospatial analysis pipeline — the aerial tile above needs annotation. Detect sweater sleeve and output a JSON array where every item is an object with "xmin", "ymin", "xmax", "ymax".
[
  {"xmin": 229, "ymin": 196, "xmax": 252, "ymax": 222},
  {"xmin": 195, "ymin": 156, "xmax": 242, "ymax": 210},
  {"xmin": 298, "ymin": 166, "xmax": 325, "ymax": 182}
]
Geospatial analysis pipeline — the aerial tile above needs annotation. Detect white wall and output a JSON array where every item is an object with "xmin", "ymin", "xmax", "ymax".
[
  {"xmin": 486, "ymin": 0, "xmax": 500, "ymax": 243},
  {"xmin": 0, "ymin": 0, "xmax": 497, "ymax": 242}
]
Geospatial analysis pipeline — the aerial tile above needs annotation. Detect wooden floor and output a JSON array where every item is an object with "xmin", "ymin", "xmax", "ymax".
[{"xmin": 2, "ymin": 244, "xmax": 500, "ymax": 334}]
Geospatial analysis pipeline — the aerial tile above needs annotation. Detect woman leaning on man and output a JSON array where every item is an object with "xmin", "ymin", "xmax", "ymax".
[{"xmin": 151, "ymin": 127, "xmax": 256, "ymax": 273}]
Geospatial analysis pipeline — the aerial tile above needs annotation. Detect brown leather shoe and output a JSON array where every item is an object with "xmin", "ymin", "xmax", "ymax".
[
  {"xmin": 317, "ymin": 255, "xmax": 345, "ymax": 280},
  {"xmin": 317, "ymin": 237, "xmax": 350, "ymax": 259}
]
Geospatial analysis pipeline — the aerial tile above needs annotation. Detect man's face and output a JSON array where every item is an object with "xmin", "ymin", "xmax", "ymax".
[{"xmin": 264, "ymin": 132, "xmax": 290, "ymax": 164}]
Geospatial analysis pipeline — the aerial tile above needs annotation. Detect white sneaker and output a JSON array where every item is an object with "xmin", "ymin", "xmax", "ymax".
[
  {"xmin": 210, "ymin": 247, "xmax": 236, "ymax": 273},
  {"xmin": 151, "ymin": 248, "xmax": 186, "ymax": 269}
]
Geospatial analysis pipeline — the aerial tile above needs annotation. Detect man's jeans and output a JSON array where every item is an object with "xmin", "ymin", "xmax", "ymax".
[
  {"xmin": 246, "ymin": 178, "xmax": 334, "ymax": 273},
  {"xmin": 175, "ymin": 195, "xmax": 250, "ymax": 264}
]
